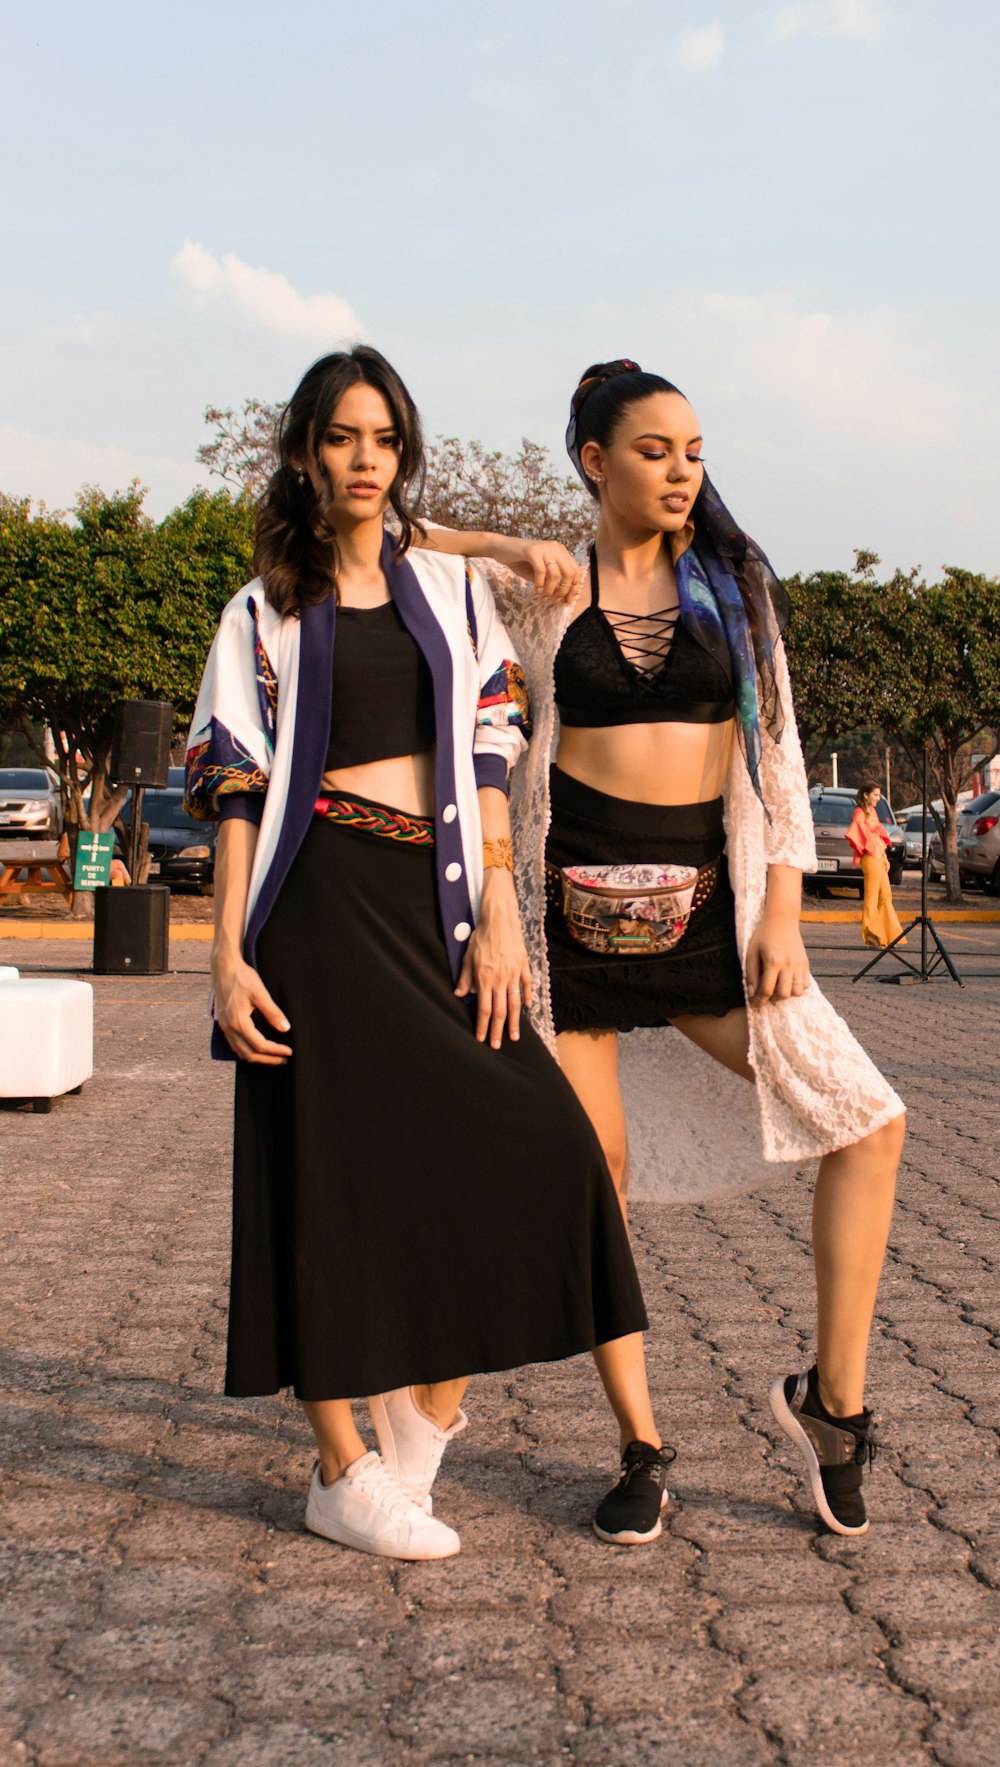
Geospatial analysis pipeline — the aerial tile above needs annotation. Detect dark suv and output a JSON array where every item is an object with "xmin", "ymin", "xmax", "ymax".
[{"xmin": 805, "ymin": 787, "xmax": 905, "ymax": 893}]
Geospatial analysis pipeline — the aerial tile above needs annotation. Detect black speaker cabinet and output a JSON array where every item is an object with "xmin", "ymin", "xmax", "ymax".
[
  {"xmin": 93, "ymin": 885, "xmax": 170, "ymax": 975},
  {"xmin": 110, "ymin": 699, "xmax": 174, "ymax": 786}
]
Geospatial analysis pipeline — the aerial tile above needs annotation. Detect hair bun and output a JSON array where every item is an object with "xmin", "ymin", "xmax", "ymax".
[{"xmin": 571, "ymin": 359, "xmax": 642, "ymax": 415}]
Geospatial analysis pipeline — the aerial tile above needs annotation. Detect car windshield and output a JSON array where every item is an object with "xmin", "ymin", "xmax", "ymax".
[
  {"xmin": 0, "ymin": 770, "xmax": 52, "ymax": 792},
  {"xmin": 142, "ymin": 795, "xmax": 205, "ymax": 832},
  {"xmin": 905, "ymin": 814, "xmax": 934, "ymax": 833},
  {"xmin": 811, "ymin": 799, "xmax": 855, "ymax": 827}
]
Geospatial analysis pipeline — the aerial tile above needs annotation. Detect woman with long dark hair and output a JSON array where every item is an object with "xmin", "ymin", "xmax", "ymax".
[
  {"xmin": 183, "ymin": 347, "xmax": 661, "ymax": 1560},
  {"xmin": 426, "ymin": 360, "xmax": 906, "ymax": 1540}
]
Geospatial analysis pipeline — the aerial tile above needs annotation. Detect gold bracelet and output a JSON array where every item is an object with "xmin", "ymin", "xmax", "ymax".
[{"xmin": 483, "ymin": 837, "xmax": 514, "ymax": 872}]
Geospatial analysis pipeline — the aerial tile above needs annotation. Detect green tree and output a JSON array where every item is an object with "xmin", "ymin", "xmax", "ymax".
[
  {"xmin": 0, "ymin": 485, "xmax": 253, "ymax": 851},
  {"xmin": 886, "ymin": 569, "xmax": 1000, "ymax": 900},
  {"xmin": 781, "ymin": 552, "xmax": 912, "ymax": 774}
]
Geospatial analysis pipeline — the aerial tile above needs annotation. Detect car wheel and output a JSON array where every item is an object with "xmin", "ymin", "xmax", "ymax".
[
  {"xmin": 984, "ymin": 862, "xmax": 1000, "ymax": 898},
  {"xmin": 889, "ymin": 862, "xmax": 904, "ymax": 886}
]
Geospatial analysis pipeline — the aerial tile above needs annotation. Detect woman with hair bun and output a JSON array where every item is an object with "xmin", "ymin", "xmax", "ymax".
[
  {"xmin": 183, "ymin": 346, "xmax": 655, "ymax": 1561},
  {"xmin": 427, "ymin": 359, "xmax": 906, "ymax": 1541}
]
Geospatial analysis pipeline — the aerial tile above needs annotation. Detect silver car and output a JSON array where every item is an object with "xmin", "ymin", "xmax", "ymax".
[
  {"xmin": 902, "ymin": 811, "xmax": 938, "ymax": 868},
  {"xmin": 0, "ymin": 768, "xmax": 62, "ymax": 839},
  {"xmin": 804, "ymin": 787, "xmax": 904, "ymax": 894},
  {"xmin": 958, "ymin": 790, "xmax": 1000, "ymax": 895}
]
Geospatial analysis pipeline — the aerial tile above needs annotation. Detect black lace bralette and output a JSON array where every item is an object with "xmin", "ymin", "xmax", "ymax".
[{"xmin": 554, "ymin": 547, "xmax": 736, "ymax": 729}]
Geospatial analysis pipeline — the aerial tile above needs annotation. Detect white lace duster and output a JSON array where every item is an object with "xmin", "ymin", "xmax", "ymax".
[{"xmin": 485, "ymin": 570, "xmax": 905, "ymax": 1203}]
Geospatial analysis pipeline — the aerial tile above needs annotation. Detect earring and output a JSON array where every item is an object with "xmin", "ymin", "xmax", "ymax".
[{"xmin": 297, "ymin": 472, "xmax": 305, "ymax": 486}]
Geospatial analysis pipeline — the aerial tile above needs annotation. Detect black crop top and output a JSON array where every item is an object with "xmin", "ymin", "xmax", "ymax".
[
  {"xmin": 554, "ymin": 549, "xmax": 735, "ymax": 729},
  {"xmin": 325, "ymin": 600, "xmax": 436, "ymax": 771}
]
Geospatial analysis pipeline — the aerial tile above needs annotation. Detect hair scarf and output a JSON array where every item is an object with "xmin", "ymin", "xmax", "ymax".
[{"xmin": 566, "ymin": 365, "xmax": 789, "ymax": 814}]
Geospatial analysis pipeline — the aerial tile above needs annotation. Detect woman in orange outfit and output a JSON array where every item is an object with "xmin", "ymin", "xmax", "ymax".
[{"xmin": 846, "ymin": 785, "xmax": 906, "ymax": 947}]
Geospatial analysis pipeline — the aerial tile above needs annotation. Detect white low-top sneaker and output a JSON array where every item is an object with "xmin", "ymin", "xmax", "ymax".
[
  {"xmin": 368, "ymin": 1387, "xmax": 468, "ymax": 1512},
  {"xmin": 304, "ymin": 1452, "xmax": 460, "ymax": 1560}
]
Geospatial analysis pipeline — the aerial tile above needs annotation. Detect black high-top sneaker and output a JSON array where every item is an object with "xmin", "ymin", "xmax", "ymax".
[
  {"xmin": 592, "ymin": 1440, "xmax": 677, "ymax": 1545},
  {"xmin": 769, "ymin": 1366, "xmax": 877, "ymax": 1536}
]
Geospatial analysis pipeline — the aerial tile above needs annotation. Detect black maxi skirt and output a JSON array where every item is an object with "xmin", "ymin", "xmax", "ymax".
[
  {"xmin": 227, "ymin": 806, "xmax": 647, "ymax": 1400},
  {"xmin": 545, "ymin": 766, "xmax": 747, "ymax": 1037}
]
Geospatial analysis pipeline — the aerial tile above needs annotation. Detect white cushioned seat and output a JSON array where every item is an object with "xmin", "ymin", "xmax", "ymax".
[{"xmin": 0, "ymin": 971, "xmax": 94, "ymax": 1108}]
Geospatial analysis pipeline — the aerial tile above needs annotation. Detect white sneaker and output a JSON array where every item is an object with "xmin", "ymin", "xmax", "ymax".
[
  {"xmin": 304, "ymin": 1452, "xmax": 460, "ymax": 1560},
  {"xmin": 368, "ymin": 1387, "xmax": 468, "ymax": 1512}
]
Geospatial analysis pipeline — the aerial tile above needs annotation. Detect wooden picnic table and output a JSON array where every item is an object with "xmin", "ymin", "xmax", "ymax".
[{"xmin": 0, "ymin": 839, "xmax": 74, "ymax": 901}]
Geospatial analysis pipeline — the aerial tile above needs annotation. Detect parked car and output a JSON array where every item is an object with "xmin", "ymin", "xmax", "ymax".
[
  {"xmin": 0, "ymin": 768, "xmax": 62, "ymax": 839},
  {"xmin": 957, "ymin": 789, "xmax": 1000, "ymax": 895},
  {"xmin": 122, "ymin": 788, "xmax": 216, "ymax": 892},
  {"xmin": 902, "ymin": 812, "xmax": 939, "ymax": 868},
  {"xmin": 804, "ymin": 787, "xmax": 905, "ymax": 893}
]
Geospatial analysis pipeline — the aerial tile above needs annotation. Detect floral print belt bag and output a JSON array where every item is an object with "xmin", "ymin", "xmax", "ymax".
[{"xmin": 545, "ymin": 860, "xmax": 719, "ymax": 957}]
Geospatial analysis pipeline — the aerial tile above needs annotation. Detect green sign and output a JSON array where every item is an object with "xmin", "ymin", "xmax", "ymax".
[{"xmin": 73, "ymin": 830, "xmax": 115, "ymax": 889}]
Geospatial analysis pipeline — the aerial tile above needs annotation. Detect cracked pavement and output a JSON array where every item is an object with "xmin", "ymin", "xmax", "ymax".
[{"xmin": 1, "ymin": 927, "xmax": 998, "ymax": 1766}]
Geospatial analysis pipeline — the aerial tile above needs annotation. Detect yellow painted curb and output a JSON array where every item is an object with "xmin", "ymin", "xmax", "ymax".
[
  {"xmin": 802, "ymin": 909, "xmax": 1000, "ymax": 923},
  {"xmin": 0, "ymin": 920, "xmax": 214, "ymax": 941}
]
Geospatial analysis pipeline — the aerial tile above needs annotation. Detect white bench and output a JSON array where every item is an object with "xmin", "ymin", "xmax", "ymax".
[{"xmin": 0, "ymin": 967, "xmax": 93, "ymax": 1113}]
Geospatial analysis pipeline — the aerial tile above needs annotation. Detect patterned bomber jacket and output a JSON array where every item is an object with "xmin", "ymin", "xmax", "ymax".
[{"xmin": 184, "ymin": 532, "xmax": 531, "ymax": 1058}]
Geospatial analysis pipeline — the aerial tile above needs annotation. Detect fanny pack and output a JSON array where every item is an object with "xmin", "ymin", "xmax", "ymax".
[{"xmin": 545, "ymin": 859, "xmax": 718, "ymax": 956}]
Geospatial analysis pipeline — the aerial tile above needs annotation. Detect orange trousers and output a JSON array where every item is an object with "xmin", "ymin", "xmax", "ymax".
[{"xmin": 860, "ymin": 850, "xmax": 906, "ymax": 947}]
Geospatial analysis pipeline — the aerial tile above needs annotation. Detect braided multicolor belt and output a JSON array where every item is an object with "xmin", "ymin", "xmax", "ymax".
[{"xmin": 314, "ymin": 795, "xmax": 436, "ymax": 846}]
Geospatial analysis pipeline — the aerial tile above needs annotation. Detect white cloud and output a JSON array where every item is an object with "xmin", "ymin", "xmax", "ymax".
[
  {"xmin": 170, "ymin": 241, "xmax": 363, "ymax": 345},
  {"xmin": 671, "ymin": 24, "xmax": 725, "ymax": 74},
  {"xmin": 0, "ymin": 427, "xmax": 211, "ymax": 518},
  {"xmin": 36, "ymin": 313, "xmax": 117, "ymax": 349},
  {"xmin": 769, "ymin": 1, "xmax": 888, "ymax": 46},
  {"xmin": 695, "ymin": 290, "xmax": 955, "ymax": 450}
]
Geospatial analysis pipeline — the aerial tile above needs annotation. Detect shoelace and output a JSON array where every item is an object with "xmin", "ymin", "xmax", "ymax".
[
  {"xmin": 853, "ymin": 1422, "xmax": 878, "ymax": 1470},
  {"xmin": 620, "ymin": 1444, "xmax": 677, "ymax": 1485},
  {"xmin": 352, "ymin": 1458, "xmax": 429, "ymax": 1521}
]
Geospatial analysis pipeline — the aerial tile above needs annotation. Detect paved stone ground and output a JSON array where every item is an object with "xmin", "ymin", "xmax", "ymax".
[{"xmin": 1, "ymin": 929, "xmax": 998, "ymax": 1767}]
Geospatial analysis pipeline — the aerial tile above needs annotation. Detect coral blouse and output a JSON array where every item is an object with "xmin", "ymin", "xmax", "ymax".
[{"xmin": 846, "ymin": 808, "xmax": 890, "ymax": 867}]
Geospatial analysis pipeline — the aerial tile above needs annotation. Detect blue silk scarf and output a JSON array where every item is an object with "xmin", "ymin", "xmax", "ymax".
[{"xmin": 675, "ymin": 542, "xmax": 773, "ymax": 811}]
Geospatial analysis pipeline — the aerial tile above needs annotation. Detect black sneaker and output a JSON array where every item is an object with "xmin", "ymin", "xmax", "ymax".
[
  {"xmin": 592, "ymin": 1440, "xmax": 676, "ymax": 1545},
  {"xmin": 769, "ymin": 1367, "xmax": 877, "ymax": 1536}
]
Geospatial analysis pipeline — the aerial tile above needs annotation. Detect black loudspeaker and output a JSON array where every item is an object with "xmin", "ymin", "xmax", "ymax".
[
  {"xmin": 93, "ymin": 885, "xmax": 170, "ymax": 975},
  {"xmin": 110, "ymin": 699, "xmax": 174, "ymax": 786}
]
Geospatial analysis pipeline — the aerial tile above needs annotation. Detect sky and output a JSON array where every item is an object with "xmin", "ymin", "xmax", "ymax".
[{"xmin": 2, "ymin": 0, "xmax": 998, "ymax": 578}]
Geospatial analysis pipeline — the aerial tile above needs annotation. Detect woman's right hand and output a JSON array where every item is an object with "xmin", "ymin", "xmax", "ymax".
[{"xmin": 211, "ymin": 949, "xmax": 292, "ymax": 1064}]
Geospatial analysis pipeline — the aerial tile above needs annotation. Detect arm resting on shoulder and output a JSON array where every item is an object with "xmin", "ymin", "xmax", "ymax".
[{"xmin": 416, "ymin": 523, "xmax": 582, "ymax": 603}]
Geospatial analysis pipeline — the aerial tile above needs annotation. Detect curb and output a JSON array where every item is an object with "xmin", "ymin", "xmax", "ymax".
[
  {"xmin": 0, "ymin": 921, "xmax": 214, "ymax": 942},
  {"xmin": 801, "ymin": 909, "xmax": 1000, "ymax": 924}
]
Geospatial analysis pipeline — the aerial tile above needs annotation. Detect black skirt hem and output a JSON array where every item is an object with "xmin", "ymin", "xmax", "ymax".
[{"xmin": 225, "ymin": 1310, "xmax": 650, "ymax": 1404}]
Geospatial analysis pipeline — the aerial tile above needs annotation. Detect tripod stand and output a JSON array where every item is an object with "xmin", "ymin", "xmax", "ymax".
[{"xmin": 852, "ymin": 750, "xmax": 963, "ymax": 986}]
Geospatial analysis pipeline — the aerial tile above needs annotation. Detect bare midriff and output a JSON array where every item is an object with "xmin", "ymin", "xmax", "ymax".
[
  {"xmin": 556, "ymin": 718, "xmax": 735, "ymax": 807},
  {"xmin": 320, "ymin": 749, "xmax": 436, "ymax": 819}
]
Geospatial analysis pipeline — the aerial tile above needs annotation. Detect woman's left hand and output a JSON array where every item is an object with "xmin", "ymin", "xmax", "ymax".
[
  {"xmin": 489, "ymin": 535, "xmax": 583, "ymax": 604},
  {"xmin": 746, "ymin": 910, "xmax": 812, "ymax": 1005},
  {"xmin": 455, "ymin": 873, "xmax": 533, "ymax": 1047}
]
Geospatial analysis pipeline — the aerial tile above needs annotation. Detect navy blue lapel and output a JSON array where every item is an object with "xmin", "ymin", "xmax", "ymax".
[
  {"xmin": 383, "ymin": 532, "xmax": 474, "ymax": 982},
  {"xmin": 244, "ymin": 590, "xmax": 335, "ymax": 965}
]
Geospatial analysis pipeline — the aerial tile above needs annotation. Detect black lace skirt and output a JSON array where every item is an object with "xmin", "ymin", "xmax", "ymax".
[{"xmin": 545, "ymin": 766, "xmax": 746, "ymax": 1036}]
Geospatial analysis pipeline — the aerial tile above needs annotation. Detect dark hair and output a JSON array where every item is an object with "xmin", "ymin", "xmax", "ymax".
[
  {"xmin": 856, "ymin": 782, "xmax": 881, "ymax": 807},
  {"xmin": 569, "ymin": 360, "xmax": 683, "ymax": 502},
  {"xmin": 254, "ymin": 345, "xmax": 426, "ymax": 615},
  {"xmin": 567, "ymin": 359, "xmax": 790, "ymax": 643}
]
